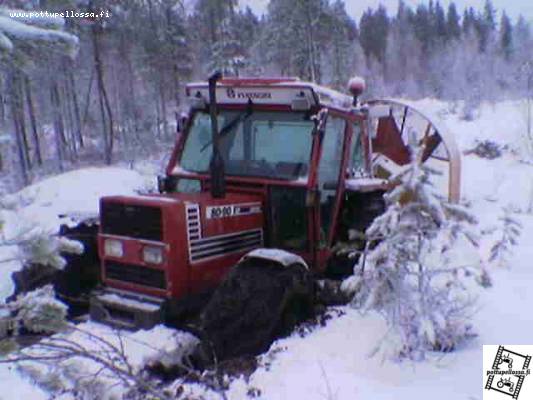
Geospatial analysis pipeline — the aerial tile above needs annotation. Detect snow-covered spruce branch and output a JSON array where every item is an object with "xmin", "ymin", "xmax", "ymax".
[
  {"xmin": 0, "ymin": 202, "xmax": 84, "ymax": 269},
  {"xmin": 1, "ymin": 321, "xmax": 236, "ymax": 400},
  {"xmin": 488, "ymin": 207, "xmax": 522, "ymax": 267},
  {"xmin": 1, "ymin": 325, "xmax": 175, "ymax": 400},
  {"xmin": 0, "ymin": 206, "xmax": 84, "ymax": 337},
  {"xmin": 0, "ymin": 7, "xmax": 78, "ymax": 54},
  {"xmin": 343, "ymin": 146, "xmax": 490, "ymax": 361}
]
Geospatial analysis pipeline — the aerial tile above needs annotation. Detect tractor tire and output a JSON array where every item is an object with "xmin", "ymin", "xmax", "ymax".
[{"xmin": 191, "ymin": 257, "xmax": 315, "ymax": 366}]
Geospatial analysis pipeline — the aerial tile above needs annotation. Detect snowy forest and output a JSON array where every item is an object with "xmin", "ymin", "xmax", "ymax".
[{"xmin": 0, "ymin": 0, "xmax": 532, "ymax": 190}]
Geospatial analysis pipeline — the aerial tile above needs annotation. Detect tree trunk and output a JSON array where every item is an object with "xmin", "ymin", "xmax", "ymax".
[
  {"xmin": 9, "ymin": 72, "xmax": 30, "ymax": 184},
  {"xmin": 52, "ymin": 81, "xmax": 70, "ymax": 161},
  {"xmin": 11, "ymin": 105, "xmax": 30, "ymax": 185},
  {"xmin": 82, "ymin": 69, "xmax": 94, "ymax": 130},
  {"xmin": 160, "ymin": 80, "xmax": 169, "ymax": 139},
  {"xmin": 154, "ymin": 90, "xmax": 162, "ymax": 139},
  {"xmin": 68, "ymin": 64, "xmax": 84, "ymax": 148},
  {"xmin": 15, "ymin": 77, "xmax": 32, "ymax": 170},
  {"xmin": 92, "ymin": 22, "xmax": 115, "ymax": 165},
  {"xmin": 12, "ymin": 104, "xmax": 29, "ymax": 185},
  {"xmin": 50, "ymin": 81, "xmax": 65, "ymax": 171},
  {"xmin": 24, "ymin": 76, "xmax": 43, "ymax": 166},
  {"xmin": 63, "ymin": 75, "xmax": 78, "ymax": 161}
]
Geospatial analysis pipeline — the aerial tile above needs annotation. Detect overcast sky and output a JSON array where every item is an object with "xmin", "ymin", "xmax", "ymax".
[{"xmin": 239, "ymin": 0, "xmax": 533, "ymax": 22}]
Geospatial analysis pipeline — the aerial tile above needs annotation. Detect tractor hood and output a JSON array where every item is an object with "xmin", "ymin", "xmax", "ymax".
[{"xmin": 98, "ymin": 191, "xmax": 264, "ymax": 298}]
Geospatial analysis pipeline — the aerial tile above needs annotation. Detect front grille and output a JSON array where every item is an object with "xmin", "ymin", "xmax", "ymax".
[
  {"xmin": 189, "ymin": 229, "xmax": 263, "ymax": 262},
  {"xmin": 101, "ymin": 202, "xmax": 162, "ymax": 241},
  {"xmin": 105, "ymin": 261, "xmax": 166, "ymax": 290}
]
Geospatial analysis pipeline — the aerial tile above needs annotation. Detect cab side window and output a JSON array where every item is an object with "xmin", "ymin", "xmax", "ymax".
[
  {"xmin": 347, "ymin": 123, "xmax": 365, "ymax": 177},
  {"xmin": 317, "ymin": 116, "xmax": 346, "ymax": 242}
]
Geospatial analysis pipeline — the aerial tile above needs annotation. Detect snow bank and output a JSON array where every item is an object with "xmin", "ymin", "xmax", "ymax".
[
  {"xmin": 5, "ymin": 167, "xmax": 152, "ymax": 233},
  {"xmin": 10, "ymin": 322, "xmax": 198, "ymax": 400},
  {"xmin": 0, "ymin": 167, "xmax": 152, "ymax": 301}
]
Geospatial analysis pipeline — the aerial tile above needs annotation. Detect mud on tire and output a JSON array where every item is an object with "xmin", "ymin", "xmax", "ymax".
[{"xmin": 191, "ymin": 257, "xmax": 315, "ymax": 365}]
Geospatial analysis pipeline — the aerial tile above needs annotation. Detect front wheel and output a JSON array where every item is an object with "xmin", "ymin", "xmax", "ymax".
[{"xmin": 191, "ymin": 257, "xmax": 315, "ymax": 365}]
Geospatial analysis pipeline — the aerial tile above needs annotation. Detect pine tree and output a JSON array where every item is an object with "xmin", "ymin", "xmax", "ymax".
[
  {"xmin": 434, "ymin": 1, "xmax": 447, "ymax": 43},
  {"xmin": 446, "ymin": 3, "xmax": 461, "ymax": 40},
  {"xmin": 343, "ymin": 147, "xmax": 489, "ymax": 361},
  {"xmin": 325, "ymin": 0, "xmax": 357, "ymax": 89},
  {"xmin": 500, "ymin": 12, "xmax": 513, "ymax": 60},
  {"xmin": 462, "ymin": 7, "xmax": 477, "ymax": 36},
  {"xmin": 412, "ymin": 4, "xmax": 432, "ymax": 54},
  {"xmin": 359, "ymin": 6, "xmax": 390, "ymax": 64},
  {"xmin": 477, "ymin": 0, "xmax": 496, "ymax": 52},
  {"xmin": 265, "ymin": 0, "xmax": 330, "ymax": 82}
]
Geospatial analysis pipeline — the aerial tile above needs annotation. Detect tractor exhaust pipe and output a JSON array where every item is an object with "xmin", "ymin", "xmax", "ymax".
[{"xmin": 207, "ymin": 70, "xmax": 226, "ymax": 199}]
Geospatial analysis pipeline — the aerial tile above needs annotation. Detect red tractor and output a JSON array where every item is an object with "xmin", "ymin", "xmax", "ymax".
[{"xmin": 89, "ymin": 73, "xmax": 460, "ymax": 360}]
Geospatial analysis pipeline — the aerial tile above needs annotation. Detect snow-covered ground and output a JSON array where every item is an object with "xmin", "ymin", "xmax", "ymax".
[{"xmin": 1, "ymin": 99, "xmax": 533, "ymax": 399}]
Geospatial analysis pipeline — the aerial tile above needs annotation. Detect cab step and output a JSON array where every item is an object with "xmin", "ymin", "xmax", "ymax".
[{"xmin": 89, "ymin": 288, "xmax": 164, "ymax": 330}]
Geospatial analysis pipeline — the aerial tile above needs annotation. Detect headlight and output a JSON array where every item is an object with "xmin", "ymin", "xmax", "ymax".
[
  {"xmin": 143, "ymin": 246, "xmax": 163, "ymax": 264},
  {"xmin": 104, "ymin": 239, "xmax": 123, "ymax": 257}
]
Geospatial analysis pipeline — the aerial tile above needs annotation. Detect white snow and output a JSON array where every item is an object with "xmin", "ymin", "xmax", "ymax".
[
  {"xmin": 309, "ymin": 82, "xmax": 353, "ymax": 109},
  {"xmin": 240, "ymin": 248, "xmax": 309, "ymax": 269},
  {"xmin": 2, "ymin": 99, "xmax": 533, "ymax": 399},
  {"xmin": 125, "ymin": 194, "xmax": 179, "ymax": 203},
  {"xmin": 172, "ymin": 164, "xmax": 196, "ymax": 175},
  {"xmin": 4, "ymin": 322, "xmax": 198, "ymax": 400},
  {"xmin": 345, "ymin": 177, "xmax": 388, "ymax": 192},
  {"xmin": 96, "ymin": 292, "xmax": 162, "ymax": 313}
]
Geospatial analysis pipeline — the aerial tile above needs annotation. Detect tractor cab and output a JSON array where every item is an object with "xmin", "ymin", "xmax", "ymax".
[
  {"xmin": 91, "ymin": 76, "xmax": 461, "ymax": 329},
  {"xmin": 161, "ymin": 77, "xmax": 371, "ymax": 270}
]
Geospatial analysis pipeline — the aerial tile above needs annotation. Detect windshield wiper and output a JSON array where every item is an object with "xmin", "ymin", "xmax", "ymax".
[{"xmin": 200, "ymin": 99, "xmax": 254, "ymax": 153}]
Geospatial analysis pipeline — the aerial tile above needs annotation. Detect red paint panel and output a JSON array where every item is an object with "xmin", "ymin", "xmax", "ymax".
[{"xmin": 372, "ymin": 116, "xmax": 410, "ymax": 165}]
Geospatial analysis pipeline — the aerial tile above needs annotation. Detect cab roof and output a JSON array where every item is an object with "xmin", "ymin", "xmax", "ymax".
[{"xmin": 185, "ymin": 77, "xmax": 354, "ymax": 111}]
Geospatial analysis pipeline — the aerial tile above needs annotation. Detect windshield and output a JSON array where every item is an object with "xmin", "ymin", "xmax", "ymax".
[{"xmin": 179, "ymin": 110, "xmax": 315, "ymax": 180}]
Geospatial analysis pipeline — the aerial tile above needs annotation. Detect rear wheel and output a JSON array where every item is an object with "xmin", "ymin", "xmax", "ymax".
[{"xmin": 191, "ymin": 257, "xmax": 315, "ymax": 366}]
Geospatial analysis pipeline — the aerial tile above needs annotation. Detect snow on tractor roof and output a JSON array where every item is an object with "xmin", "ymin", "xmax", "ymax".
[{"xmin": 185, "ymin": 78, "xmax": 353, "ymax": 110}]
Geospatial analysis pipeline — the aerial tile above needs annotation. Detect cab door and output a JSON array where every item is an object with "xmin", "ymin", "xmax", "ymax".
[
  {"xmin": 316, "ymin": 115, "xmax": 347, "ymax": 248},
  {"xmin": 312, "ymin": 115, "xmax": 367, "ymax": 271}
]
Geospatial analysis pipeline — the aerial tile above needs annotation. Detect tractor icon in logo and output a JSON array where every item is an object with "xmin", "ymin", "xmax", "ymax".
[
  {"xmin": 497, "ymin": 354, "xmax": 514, "ymax": 370},
  {"xmin": 497, "ymin": 377, "xmax": 515, "ymax": 393}
]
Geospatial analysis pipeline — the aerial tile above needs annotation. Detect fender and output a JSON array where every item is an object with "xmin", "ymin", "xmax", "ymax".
[{"xmin": 239, "ymin": 248, "xmax": 309, "ymax": 270}]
